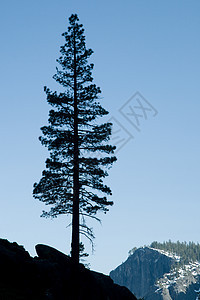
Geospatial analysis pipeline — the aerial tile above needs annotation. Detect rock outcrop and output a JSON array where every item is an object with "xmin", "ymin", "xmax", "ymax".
[
  {"xmin": 0, "ymin": 238, "xmax": 137, "ymax": 300},
  {"xmin": 110, "ymin": 247, "xmax": 174, "ymax": 299}
]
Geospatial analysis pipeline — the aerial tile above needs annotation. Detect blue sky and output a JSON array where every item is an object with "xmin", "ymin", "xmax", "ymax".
[{"xmin": 0, "ymin": 0, "xmax": 200, "ymax": 274}]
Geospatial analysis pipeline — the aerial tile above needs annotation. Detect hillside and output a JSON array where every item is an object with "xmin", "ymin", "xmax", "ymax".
[
  {"xmin": 0, "ymin": 238, "xmax": 137, "ymax": 300},
  {"xmin": 110, "ymin": 241, "xmax": 200, "ymax": 300}
]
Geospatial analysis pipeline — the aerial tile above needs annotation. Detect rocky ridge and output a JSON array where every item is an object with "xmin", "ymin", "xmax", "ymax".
[{"xmin": 0, "ymin": 238, "xmax": 137, "ymax": 300}]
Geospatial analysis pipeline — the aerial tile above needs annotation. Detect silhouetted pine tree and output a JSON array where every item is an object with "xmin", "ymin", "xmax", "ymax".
[{"xmin": 33, "ymin": 14, "xmax": 116, "ymax": 264}]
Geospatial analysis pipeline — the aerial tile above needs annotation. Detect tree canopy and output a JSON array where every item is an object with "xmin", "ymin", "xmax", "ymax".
[{"xmin": 33, "ymin": 14, "xmax": 116, "ymax": 263}]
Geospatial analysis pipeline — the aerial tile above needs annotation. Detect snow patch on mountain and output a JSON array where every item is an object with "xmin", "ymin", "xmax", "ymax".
[
  {"xmin": 148, "ymin": 247, "xmax": 181, "ymax": 262},
  {"xmin": 155, "ymin": 260, "xmax": 200, "ymax": 294}
]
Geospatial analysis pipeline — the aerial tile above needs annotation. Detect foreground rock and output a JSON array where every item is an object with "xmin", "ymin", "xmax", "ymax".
[{"xmin": 0, "ymin": 239, "xmax": 137, "ymax": 300}]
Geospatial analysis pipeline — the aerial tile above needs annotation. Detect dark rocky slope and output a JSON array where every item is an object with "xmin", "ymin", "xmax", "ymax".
[{"xmin": 0, "ymin": 238, "xmax": 137, "ymax": 300}]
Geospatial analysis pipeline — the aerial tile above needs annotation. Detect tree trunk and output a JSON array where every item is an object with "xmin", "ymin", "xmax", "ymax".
[{"xmin": 71, "ymin": 28, "xmax": 80, "ymax": 266}]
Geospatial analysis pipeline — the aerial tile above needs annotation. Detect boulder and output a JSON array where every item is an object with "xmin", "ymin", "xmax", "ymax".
[{"xmin": 35, "ymin": 243, "xmax": 137, "ymax": 300}]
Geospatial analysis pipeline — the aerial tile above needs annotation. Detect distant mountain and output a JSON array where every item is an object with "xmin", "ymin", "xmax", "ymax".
[{"xmin": 110, "ymin": 241, "xmax": 200, "ymax": 300}]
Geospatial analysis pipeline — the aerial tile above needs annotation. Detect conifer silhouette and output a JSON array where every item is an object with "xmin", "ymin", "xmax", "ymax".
[{"xmin": 33, "ymin": 14, "xmax": 116, "ymax": 264}]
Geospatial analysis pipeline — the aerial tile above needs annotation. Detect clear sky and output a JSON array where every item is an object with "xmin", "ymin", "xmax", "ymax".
[{"xmin": 0, "ymin": 0, "xmax": 200, "ymax": 275}]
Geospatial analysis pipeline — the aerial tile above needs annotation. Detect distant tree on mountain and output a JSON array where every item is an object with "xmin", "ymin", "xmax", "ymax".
[
  {"xmin": 128, "ymin": 241, "xmax": 200, "ymax": 266},
  {"xmin": 150, "ymin": 240, "xmax": 200, "ymax": 265},
  {"xmin": 128, "ymin": 247, "xmax": 137, "ymax": 256},
  {"xmin": 33, "ymin": 14, "xmax": 116, "ymax": 264}
]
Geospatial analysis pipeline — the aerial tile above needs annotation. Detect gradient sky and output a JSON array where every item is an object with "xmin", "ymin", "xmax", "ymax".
[{"xmin": 0, "ymin": 0, "xmax": 200, "ymax": 274}]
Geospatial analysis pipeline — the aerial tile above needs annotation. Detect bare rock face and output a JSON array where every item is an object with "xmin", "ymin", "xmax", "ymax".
[
  {"xmin": 0, "ymin": 239, "xmax": 137, "ymax": 300},
  {"xmin": 110, "ymin": 247, "xmax": 174, "ymax": 299},
  {"xmin": 162, "ymin": 288, "xmax": 172, "ymax": 300}
]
